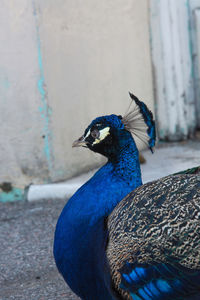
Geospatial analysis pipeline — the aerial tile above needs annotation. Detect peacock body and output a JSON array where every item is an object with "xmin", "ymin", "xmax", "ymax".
[
  {"xmin": 54, "ymin": 93, "xmax": 200, "ymax": 300},
  {"xmin": 108, "ymin": 174, "xmax": 200, "ymax": 299}
]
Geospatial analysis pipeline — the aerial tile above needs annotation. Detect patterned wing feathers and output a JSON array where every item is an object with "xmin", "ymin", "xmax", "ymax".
[{"xmin": 107, "ymin": 175, "xmax": 200, "ymax": 299}]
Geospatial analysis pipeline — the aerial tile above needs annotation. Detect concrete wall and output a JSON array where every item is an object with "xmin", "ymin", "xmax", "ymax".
[
  {"xmin": 0, "ymin": 0, "xmax": 154, "ymax": 199},
  {"xmin": 0, "ymin": 1, "xmax": 51, "ymax": 201}
]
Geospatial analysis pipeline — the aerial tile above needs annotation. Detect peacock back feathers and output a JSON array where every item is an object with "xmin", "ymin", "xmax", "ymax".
[
  {"xmin": 173, "ymin": 166, "xmax": 200, "ymax": 176},
  {"xmin": 107, "ymin": 174, "xmax": 200, "ymax": 299}
]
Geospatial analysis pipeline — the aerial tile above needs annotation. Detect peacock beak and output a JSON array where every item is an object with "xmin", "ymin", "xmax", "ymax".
[{"xmin": 72, "ymin": 135, "xmax": 88, "ymax": 148}]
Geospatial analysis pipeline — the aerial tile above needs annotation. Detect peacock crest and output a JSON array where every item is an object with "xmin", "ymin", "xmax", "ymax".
[{"xmin": 122, "ymin": 92, "xmax": 156, "ymax": 153}]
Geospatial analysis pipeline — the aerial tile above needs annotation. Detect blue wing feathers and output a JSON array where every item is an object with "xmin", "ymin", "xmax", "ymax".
[{"xmin": 120, "ymin": 262, "xmax": 200, "ymax": 300}]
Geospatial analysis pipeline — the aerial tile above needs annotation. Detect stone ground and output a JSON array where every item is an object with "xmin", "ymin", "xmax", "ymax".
[
  {"xmin": 0, "ymin": 198, "xmax": 79, "ymax": 300},
  {"xmin": 0, "ymin": 139, "xmax": 200, "ymax": 300}
]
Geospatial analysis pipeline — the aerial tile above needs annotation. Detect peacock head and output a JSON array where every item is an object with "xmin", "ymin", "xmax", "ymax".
[{"xmin": 72, "ymin": 93, "xmax": 156, "ymax": 159}]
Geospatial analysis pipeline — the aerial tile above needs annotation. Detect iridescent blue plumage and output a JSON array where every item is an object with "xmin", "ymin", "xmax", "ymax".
[
  {"xmin": 120, "ymin": 262, "xmax": 200, "ymax": 300},
  {"xmin": 54, "ymin": 158, "xmax": 141, "ymax": 299},
  {"xmin": 85, "ymin": 114, "xmax": 125, "ymax": 133}
]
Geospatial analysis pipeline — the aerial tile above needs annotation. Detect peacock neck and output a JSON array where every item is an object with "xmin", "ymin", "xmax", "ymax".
[
  {"xmin": 54, "ymin": 137, "xmax": 142, "ymax": 299},
  {"xmin": 87, "ymin": 137, "xmax": 142, "ymax": 220},
  {"xmin": 108, "ymin": 140, "xmax": 142, "ymax": 189}
]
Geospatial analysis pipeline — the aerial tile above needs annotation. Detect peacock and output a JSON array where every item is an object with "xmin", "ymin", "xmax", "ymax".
[{"xmin": 54, "ymin": 93, "xmax": 200, "ymax": 300}]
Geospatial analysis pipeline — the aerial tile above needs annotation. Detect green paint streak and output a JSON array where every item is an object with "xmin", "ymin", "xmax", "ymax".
[
  {"xmin": 3, "ymin": 78, "xmax": 10, "ymax": 89},
  {"xmin": 33, "ymin": 0, "xmax": 53, "ymax": 171},
  {"xmin": 37, "ymin": 37, "xmax": 52, "ymax": 169},
  {"xmin": 0, "ymin": 188, "xmax": 24, "ymax": 202}
]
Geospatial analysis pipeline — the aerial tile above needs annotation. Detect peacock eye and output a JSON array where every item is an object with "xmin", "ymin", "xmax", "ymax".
[{"xmin": 91, "ymin": 129, "xmax": 100, "ymax": 139}]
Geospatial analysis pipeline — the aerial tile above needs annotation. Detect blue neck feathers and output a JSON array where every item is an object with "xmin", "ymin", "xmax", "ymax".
[{"xmin": 54, "ymin": 134, "xmax": 142, "ymax": 299}]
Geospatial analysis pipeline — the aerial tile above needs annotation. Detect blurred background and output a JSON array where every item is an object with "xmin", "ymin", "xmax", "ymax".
[{"xmin": 0, "ymin": 0, "xmax": 200, "ymax": 200}]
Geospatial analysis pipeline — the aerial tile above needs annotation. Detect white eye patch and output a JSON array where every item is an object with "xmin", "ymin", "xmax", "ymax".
[
  {"xmin": 93, "ymin": 127, "xmax": 110, "ymax": 145},
  {"xmin": 85, "ymin": 129, "xmax": 91, "ymax": 139}
]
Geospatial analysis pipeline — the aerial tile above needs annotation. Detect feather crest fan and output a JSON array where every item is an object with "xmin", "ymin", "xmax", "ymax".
[{"xmin": 122, "ymin": 92, "xmax": 156, "ymax": 153}]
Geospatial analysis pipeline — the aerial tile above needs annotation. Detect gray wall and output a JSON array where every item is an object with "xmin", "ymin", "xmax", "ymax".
[
  {"xmin": 0, "ymin": 0, "xmax": 154, "ymax": 198},
  {"xmin": 150, "ymin": 0, "xmax": 199, "ymax": 141}
]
